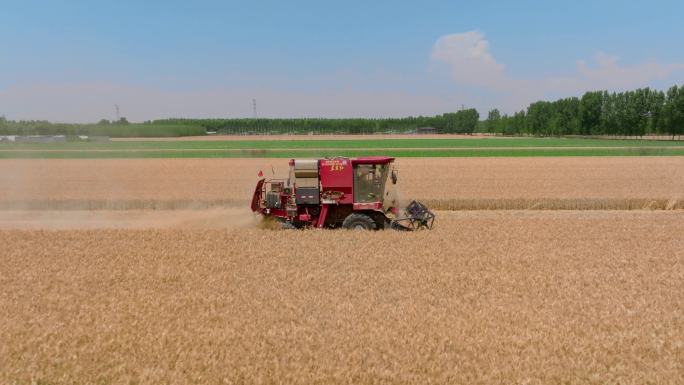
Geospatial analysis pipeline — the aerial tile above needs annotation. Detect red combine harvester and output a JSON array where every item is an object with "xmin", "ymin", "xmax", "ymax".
[{"xmin": 250, "ymin": 156, "xmax": 435, "ymax": 230}]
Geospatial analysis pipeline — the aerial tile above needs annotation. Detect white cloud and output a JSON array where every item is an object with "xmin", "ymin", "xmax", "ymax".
[
  {"xmin": 569, "ymin": 51, "xmax": 682, "ymax": 90},
  {"xmin": 431, "ymin": 31, "xmax": 684, "ymax": 113},
  {"xmin": 431, "ymin": 31, "xmax": 508, "ymax": 89}
]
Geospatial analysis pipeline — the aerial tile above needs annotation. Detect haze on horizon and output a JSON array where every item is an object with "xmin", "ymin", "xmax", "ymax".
[{"xmin": 2, "ymin": 0, "xmax": 684, "ymax": 123}]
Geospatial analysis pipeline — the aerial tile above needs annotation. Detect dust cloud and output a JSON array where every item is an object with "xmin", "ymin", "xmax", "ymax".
[
  {"xmin": 0, "ymin": 208, "xmax": 262, "ymax": 230},
  {"xmin": 0, "ymin": 159, "xmax": 268, "ymax": 230}
]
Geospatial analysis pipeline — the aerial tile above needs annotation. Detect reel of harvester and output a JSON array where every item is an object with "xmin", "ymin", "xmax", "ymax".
[{"xmin": 390, "ymin": 200, "xmax": 436, "ymax": 231}]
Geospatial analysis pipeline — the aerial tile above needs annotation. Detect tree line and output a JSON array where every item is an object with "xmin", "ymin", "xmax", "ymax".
[
  {"xmin": 1, "ymin": 84, "xmax": 683, "ymax": 138},
  {"xmin": 155, "ymin": 108, "xmax": 479, "ymax": 135},
  {"xmin": 0, "ymin": 109, "xmax": 480, "ymax": 137},
  {"xmin": 485, "ymin": 85, "xmax": 684, "ymax": 138},
  {"xmin": 0, "ymin": 117, "xmax": 205, "ymax": 138}
]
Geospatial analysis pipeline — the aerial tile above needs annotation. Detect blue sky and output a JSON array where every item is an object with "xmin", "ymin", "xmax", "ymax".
[{"xmin": 2, "ymin": 0, "xmax": 684, "ymax": 121}]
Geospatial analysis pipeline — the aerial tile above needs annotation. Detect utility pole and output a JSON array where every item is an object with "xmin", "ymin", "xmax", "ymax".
[{"xmin": 115, "ymin": 104, "xmax": 120, "ymax": 121}]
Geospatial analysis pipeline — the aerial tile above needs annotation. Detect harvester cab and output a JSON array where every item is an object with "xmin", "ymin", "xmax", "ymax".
[{"xmin": 250, "ymin": 156, "xmax": 435, "ymax": 230}]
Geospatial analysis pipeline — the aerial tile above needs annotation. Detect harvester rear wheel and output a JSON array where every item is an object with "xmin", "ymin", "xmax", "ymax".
[{"xmin": 342, "ymin": 213, "xmax": 377, "ymax": 230}]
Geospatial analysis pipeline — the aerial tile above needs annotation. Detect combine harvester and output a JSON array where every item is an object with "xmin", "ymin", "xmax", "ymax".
[{"xmin": 250, "ymin": 156, "xmax": 435, "ymax": 230}]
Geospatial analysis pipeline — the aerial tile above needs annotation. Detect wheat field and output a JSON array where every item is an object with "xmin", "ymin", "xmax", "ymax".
[
  {"xmin": 1, "ymin": 211, "xmax": 683, "ymax": 384},
  {"xmin": 1, "ymin": 157, "xmax": 684, "ymax": 210},
  {"xmin": 1, "ymin": 156, "xmax": 684, "ymax": 384}
]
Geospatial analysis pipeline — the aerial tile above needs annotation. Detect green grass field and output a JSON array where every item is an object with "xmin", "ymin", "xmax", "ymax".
[{"xmin": 2, "ymin": 137, "xmax": 684, "ymax": 158}]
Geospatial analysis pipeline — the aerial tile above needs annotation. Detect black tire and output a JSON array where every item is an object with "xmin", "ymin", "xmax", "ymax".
[{"xmin": 342, "ymin": 213, "xmax": 377, "ymax": 230}]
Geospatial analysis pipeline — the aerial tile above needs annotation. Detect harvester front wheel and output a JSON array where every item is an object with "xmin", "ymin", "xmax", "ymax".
[{"xmin": 342, "ymin": 213, "xmax": 377, "ymax": 230}]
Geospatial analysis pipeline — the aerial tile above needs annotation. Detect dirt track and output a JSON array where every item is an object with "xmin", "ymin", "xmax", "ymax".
[
  {"xmin": 111, "ymin": 133, "xmax": 498, "ymax": 141},
  {"xmin": 9, "ymin": 145, "xmax": 684, "ymax": 152}
]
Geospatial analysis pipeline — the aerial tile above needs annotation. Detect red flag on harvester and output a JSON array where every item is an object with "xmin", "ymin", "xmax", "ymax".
[{"xmin": 257, "ymin": 170, "xmax": 263, "ymax": 177}]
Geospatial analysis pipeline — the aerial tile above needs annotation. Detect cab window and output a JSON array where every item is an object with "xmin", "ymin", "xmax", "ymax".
[{"xmin": 353, "ymin": 164, "xmax": 388, "ymax": 203}]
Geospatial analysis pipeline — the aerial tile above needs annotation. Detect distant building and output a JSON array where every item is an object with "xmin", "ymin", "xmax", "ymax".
[{"xmin": 416, "ymin": 127, "xmax": 439, "ymax": 134}]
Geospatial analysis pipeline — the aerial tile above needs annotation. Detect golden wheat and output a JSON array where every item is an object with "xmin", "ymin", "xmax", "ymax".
[
  {"xmin": 1, "ymin": 211, "xmax": 683, "ymax": 384},
  {"xmin": 2, "ymin": 156, "xmax": 684, "ymax": 383},
  {"xmin": 1, "ymin": 157, "xmax": 684, "ymax": 211}
]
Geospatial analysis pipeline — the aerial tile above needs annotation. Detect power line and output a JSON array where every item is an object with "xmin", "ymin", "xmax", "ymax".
[
  {"xmin": 115, "ymin": 104, "xmax": 120, "ymax": 121},
  {"xmin": 252, "ymin": 99, "xmax": 257, "ymax": 119}
]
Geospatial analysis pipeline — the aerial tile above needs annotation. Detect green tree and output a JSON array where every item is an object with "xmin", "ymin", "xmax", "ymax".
[
  {"xmin": 486, "ymin": 109, "xmax": 501, "ymax": 133},
  {"xmin": 664, "ymin": 85, "xmax": 684, "ymax": 139},
  {"xmin": 527, "ymin": 101, "xmax": 553, "ymax": 136},
  {"xmin": 579, "ymin": 91, "xmax": 602, "ymax": 135}
]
